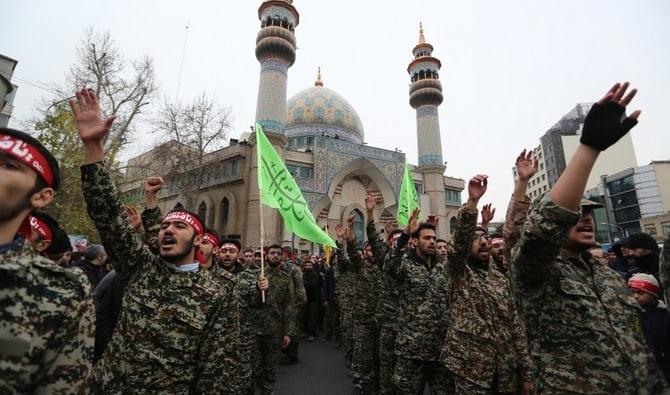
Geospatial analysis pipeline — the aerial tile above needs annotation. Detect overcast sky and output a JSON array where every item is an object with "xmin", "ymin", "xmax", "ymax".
[{"xmin": 5, "ymin": 0, "xmax": 669, "ymax": 221}]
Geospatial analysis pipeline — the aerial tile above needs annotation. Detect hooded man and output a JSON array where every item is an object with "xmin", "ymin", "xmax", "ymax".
[{"xmin": 0, "ymin": 127, "xmax": 94, "ymax": 393}]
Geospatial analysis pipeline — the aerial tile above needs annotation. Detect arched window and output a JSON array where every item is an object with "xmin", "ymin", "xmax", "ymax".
[
  {"xmin": 198, "ymin": 202, "xmax": 207, "ymax": 224},
  {"xmin": 449, "ymin": 216, "xmax": 457, "ymax": 235},
  {"xmin": 220, "ymin": 198, "xmax": 230, "ymax": 228},
  {"xmin": 351, "ymin": 209, "xmax": 365, "ymax": 248}
]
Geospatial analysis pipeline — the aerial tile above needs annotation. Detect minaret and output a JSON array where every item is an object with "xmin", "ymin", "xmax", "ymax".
[
  {"xmin": 408, "ymin": 23, "xmax": 448, "ymax": 237},
  {"xmin": 408, "ymin": 22, "xmax": 444, "ymax": 167},
  {"xmin": 247, "ymin": 0, "xmax": 299, "ymax": 246},
  {"xmin": 254, "ymin": 0, "xmax": 299, "ymax": 136}
]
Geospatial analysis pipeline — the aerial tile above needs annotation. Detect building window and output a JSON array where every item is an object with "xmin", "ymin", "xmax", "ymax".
[
  {"xmin": 351, "ymin": 209, "xmax": 365, "ymax": 248},
  {"xmin": 198, "ymin": 201, "xmax": 207, "ymax": 224},
  {"xmin": 414, "ymin": 183, "xmax": 423, "ymax": 194},
  {"xmin": 662, "ymin": 222, "xmax": 670, "ymax": 236},
  {"xmin": 644, "ymin": 225, "xmax": 657, "ymax": 235},
  {"xmin": 220, "ymin": 198, "xmax": 230, "ymax": 227},
  {"xmin": 450, "ymin": 217, "xmax": 457, "ymax": 234},
  {"xmin": 608, "ymin": 175, "xmax": 635, "ymax": 195},
  {"xmin": 541, "ymin": 174, "xmax": 546, "ymax": 181},
  {"xmin": 540, "ymin": 163, "xmax": 544, "ymax": 170},
  {"xmin": 287, "ymin": 164, "xmax": 313, "ymax": 179},
  {"xmin": 445, "ymin": 189, "xmax": 461, "ymax": 206}
]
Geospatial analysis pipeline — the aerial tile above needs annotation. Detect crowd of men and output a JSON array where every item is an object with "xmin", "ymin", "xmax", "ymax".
[{"xmin": 2, "ymin": 82, "xmax": 670, "ymax": 394}]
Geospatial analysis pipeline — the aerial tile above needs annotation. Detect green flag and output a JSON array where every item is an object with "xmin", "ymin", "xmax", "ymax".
[
  {"xmin": 396, "ymin": 163, "xmax": 422, "ymax": 227},
  {"xmin": 256, "ymin": 123, "xmax": 337, "ymax": 248}
]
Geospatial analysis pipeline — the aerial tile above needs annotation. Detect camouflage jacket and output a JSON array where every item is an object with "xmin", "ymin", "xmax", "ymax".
[
  {"xmin": 343, "ymin": 239, "xmax": 381, "ymax": 321},
  {"xmin": 367, "ymin": 221, "xmax": 399, "ymax": 329},
  {"xmin": 501, "ymin": 194, "xmax": 532, "ymax": 277},
  {"xmin": 140, "ymin": 206, "xmax": 162, "ymax": 255},
  {"xmin": 81, "ymin": 162, "xmax": 241, "ymax": 394},
  {"xmin": 0, "ymin": 239, "xmax": 94, "ymax": 394},
  {"xmin": 255, "ymin": 264, "xmax": 296, "ymax": 337},
  {"xmin": 511, "ymin": 194, "xmax": 665, "ymax": 393},
  {"xmin": 282, "ymin": 261, "xmax": 306, "ymax": 308},
  {"xmin": 441, "ymin": 206, "xmax": 532, "ymax": 391},
  {"xmin": 384, "ymin": 234, "xmax": 449, "ymax": 361}
]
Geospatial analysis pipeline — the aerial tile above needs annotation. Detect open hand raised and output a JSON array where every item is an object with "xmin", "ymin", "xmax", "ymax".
[
  {"xmin": 515, "ymin": 149, "xmax": 538, "ymax": 181},
  {"xmin": 581, "ymin": 82, "xmax": 640, "ymax": 151},
  {"xmin": 69, "ymin": 88, "xmax": 116, "ymax": 143}
]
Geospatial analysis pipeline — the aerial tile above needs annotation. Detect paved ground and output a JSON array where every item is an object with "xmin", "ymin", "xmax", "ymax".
[{"xmin": 275, "ymin": 338, "xmax": 353, "ymax": 395}]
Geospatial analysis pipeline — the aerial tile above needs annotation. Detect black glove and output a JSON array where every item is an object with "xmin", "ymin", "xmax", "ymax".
[{"xmin": 580, "ymin": 102, "xmax": 638, "ymax": 151}]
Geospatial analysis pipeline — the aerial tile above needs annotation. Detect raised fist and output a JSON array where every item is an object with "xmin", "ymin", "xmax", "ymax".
[{"xmin": 145, "ymin": 176, "xmax": 165, "ymax": 195}]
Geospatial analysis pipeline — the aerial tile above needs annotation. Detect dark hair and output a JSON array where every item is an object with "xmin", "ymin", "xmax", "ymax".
[
  {"xmin": 243, "ymin": 248, "xmax": 254, "ymax": 254},
  {"xmin": 0, "ymin": 127, "xmax": 61, "ymax": 190},
  {"xmin": 436, "ymin": 238, "xmax": 448, "ymax": 245},
  {"xmin": 84, "ymin": 244, "xmax": 105, "ymax": 261},
  {"xmin": 220, "ymin": 237, "xmax": 241, "ymax": 251},
  {"xmin": 268, "ymin": 244, "xmax": 282, "ymax": 251},
  {"xmin": 411, "ymin": 223, "xmax": 436, "ymax": 238},
  {"xmin": 45, "ymin": 227, "xmax": 72, "ymax": 256}
]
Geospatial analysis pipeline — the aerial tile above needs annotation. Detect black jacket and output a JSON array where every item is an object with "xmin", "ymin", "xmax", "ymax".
[
  {"xmin": 74, "ymin": 260, "xmax": 110, "ymax": 289},
  {"xmin": 641, "ymin": 302, "xmax": 670, "ymax": 380},
  {"xmin": 92, "ymin": 270, "xmax": 124, "ymax": 362},
  {"xmin": 302, "ymin": 269, "xmax": 323, "ymax": 302}
]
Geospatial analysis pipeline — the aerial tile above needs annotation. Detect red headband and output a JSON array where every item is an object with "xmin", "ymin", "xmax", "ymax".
[
  {"xmin": 203, "ymin": 232, "xmax": 220, "ymax": 248},
  {"xmin": 163, "ymin": 211, "xmax": 204, "ymax": 235},
  {"xmin": 628, "ymin": 279, "xmax": 660, "ymax": 297},
  {"xmin": 0, "ymin": 135, "xmax": 55, "ymax": 187},
  {"xmin": 29, "ymin": 215, "xmax": 53, "ymax": 242},
  {"xmin": 220, "ymin": 242, "xmax": 239, "ymax": 251}
]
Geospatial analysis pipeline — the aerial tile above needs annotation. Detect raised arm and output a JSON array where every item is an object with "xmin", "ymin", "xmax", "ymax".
[
  {"xmin": 383, "ymin": 208, "xmax": 420, "ymax": 280},
  {"xmin": 365, "ymin": 192, "xmax": 389, "ymax": 268},
  {"xmin": 140, "ymin": 176, "xmax": 165, "ymax": 254},
  {"xmin": 503, "ymin": 150, "xmax": 537, "ymax": 256},
  {"xmin": 447, "ymin": 175, "xmax": 487, "ymax": 279},
  {"xmin": 550, "ymin": 82, "xmax": 639, "ymax": 211},
  {"xmin": 72, "ymin": 89, "xmax": 154, "ymax": 286},
  {"xmin": 513, "ymin": 82, "xmax": 641, "ymax": 290}
]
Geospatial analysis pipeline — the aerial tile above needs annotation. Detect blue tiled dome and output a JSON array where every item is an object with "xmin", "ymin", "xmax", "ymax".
[{"xmin": 285, "ymin": 85, "xmax": 364, "ymax": 144}]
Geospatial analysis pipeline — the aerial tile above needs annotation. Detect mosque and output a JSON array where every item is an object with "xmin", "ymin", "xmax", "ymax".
[{"xmin": 121, "ymin": 0, "xmax": 464, "ymax": 251}]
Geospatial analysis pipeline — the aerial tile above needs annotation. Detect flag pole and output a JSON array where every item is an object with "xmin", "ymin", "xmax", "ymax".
[{"xmin": 260, "ymin": 184, "xmax": 266, "ymax": 303}]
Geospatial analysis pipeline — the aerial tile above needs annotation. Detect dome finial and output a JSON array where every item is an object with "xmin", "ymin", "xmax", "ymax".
[
  {"xmin": 419, "ymin": 22, "xmax": 426, "ymax": 44},
  {"xmin": 315, "ymin": 66, "xmax": 323, "ymax": 87}
]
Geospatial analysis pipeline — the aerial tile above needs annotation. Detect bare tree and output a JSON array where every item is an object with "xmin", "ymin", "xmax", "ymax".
[
  {"xmin": 153, "ymin": 93, "xmax": 234, "ymax": 209},
  {"xmin": 48, "ymin": 28, "xmax": 157, "ymax": 165}
]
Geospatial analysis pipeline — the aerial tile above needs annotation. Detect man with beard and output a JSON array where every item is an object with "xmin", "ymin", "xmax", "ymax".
[
  {"xmin": 0, "ymin": 127, "xmax": 94, "ymax": 393},
  {"xmin": 199, "ymin": 229, "xmax": 219, "ymax": 269},
  {"xmin": 254, "ymin": 244, "xmax": 295, "ymax": 394},
  {"xmin": 385, "ymin": 209, "xmax": 451, "ymax": 393},
  {"xmin": 441, "ymin": 175, "xmax": 533, "ymax": 394},
  {"xmin": 215, "ymin": 237, "xmax": 265, "ymax": 395},
  {"xmin": 73, "ymin": 244, "xmax": 110, "ymax": 288},
  {"xmin": 242, "ymin": 248, "xmax": 255, "ymax": 268},
  {"xmin": 362, "ymin": 192, "xmax": 401, "ymax": 394},
  {"xmin": 71, "ymin": 89, "xmax": 240, "ymax": 393},
  {"xmin": 511, "ymin": 82, "xmax": 666, "ymax": 392},
  {"xmin": 281, "ymin": 247, "xmax": 305, "ymax": 364},
  {"xmin": 338, "ymin": 222, "xmax": 382, "ymax": 394}
]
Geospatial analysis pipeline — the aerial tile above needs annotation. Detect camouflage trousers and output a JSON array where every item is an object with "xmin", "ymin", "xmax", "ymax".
[
  {"xmin": 352, "ymin": 318, "xmax": 379, "ymax": 394},
  {"xmin": 239, "ymin": 334, "xmax": 254, "ymax": 395},
  {"xmin": 378, "ymin": 325, "xmax": 397, "ymax": 394},
  {"xmin": 324, "ymin": 303, "xmax": 341, "ymax": 341},
  {"xmin": 253, "ymin": 335, "xmax": 281, "ymax": 394},
  {"xmin": 341, "ymin": 304, "xmax": 355, "ymax": 367},
  {"xmin": 453, "ymin": 373, "xmax": 514, "ymax": 395},
  {"xmin": 393, "ymin": 357, "xmax": 454, "ymax": 394}
]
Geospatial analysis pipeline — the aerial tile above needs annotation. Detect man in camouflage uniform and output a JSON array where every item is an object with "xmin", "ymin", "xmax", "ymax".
[
  {"xmin": 364, "ymin": 192, "xmax": 402, "ymax": 394},
  {"xmin": 71, "ymin": 89, "xmax": 241, "ymax": 393},
  {"xmin": 512, "ymin": 82, "xmax": 666, "ymax": 393},
  {"xmin": 281, "ymin": 249, "xmax": 306, "ymax": 363},
  {"xmin": 337, "ymin": 245, "xmax": 357, "ymax": 368},
  {"xmin": 384, "ymin": 210, "xmax": 452, "ymax": 393},
  {"xmin": 336, "ymin": 223, "xmax": 381, "ymax": 394},
  {"xmin": 442, "ymin": 175, "xmax": 533, "ymax": 394},
  {"xmin": 254, "ymin": 244, "xmax": 296, "ymax": 394},
  {"xmin": 0, "ymin": 127, "xmax": 94, "ymax": 393},
  {"xmin": 214, "ymin": 237, "xmax": 265, "ymax": 395}
]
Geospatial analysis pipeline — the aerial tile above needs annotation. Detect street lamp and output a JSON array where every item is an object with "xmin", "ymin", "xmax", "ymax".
[{"xmin": 601, "ymin": 222, "xmax": 627, "ymax": 242}]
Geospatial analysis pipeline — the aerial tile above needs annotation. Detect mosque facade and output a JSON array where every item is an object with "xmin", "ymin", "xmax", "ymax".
[{"xmin": 121, "ymin": 0, "xmax": 464, "ymax": 251}]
